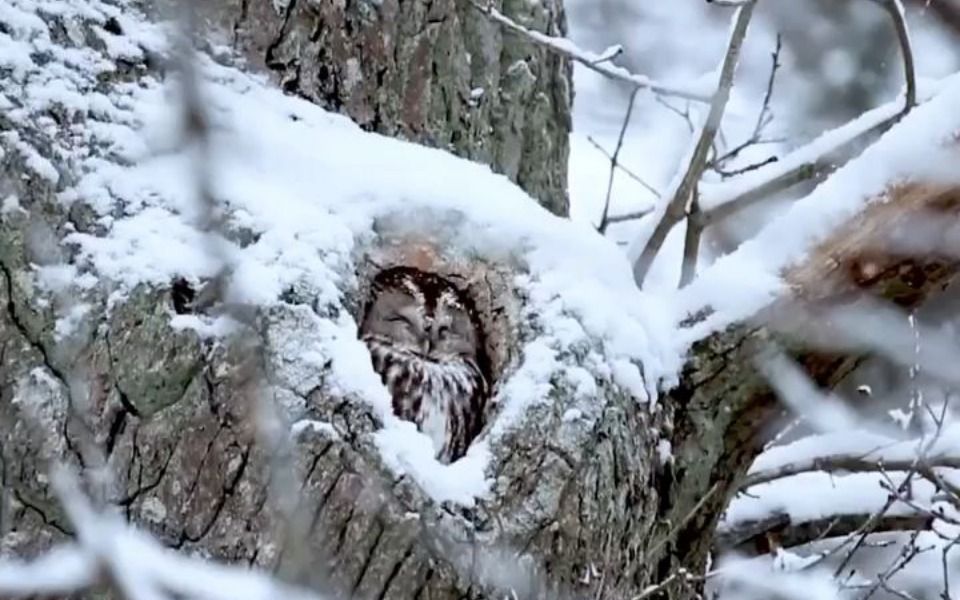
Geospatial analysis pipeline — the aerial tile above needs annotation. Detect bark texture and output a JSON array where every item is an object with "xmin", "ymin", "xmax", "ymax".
[
  {"xmin": 2, "ymin": 3, "xmax": 960, "ymax": 600},
  {"xmin": 196, "ymin": 0, "xmax": 573, "ymax": 217}
]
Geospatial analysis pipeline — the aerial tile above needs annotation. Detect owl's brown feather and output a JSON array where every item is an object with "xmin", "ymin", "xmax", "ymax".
[{"xmin": 360, "ymin": 268, "xmax": 489, "ymax": 463}]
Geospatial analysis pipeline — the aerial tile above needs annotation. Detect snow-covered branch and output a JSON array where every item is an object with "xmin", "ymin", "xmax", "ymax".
[
  {"xmin": 632, "ymin": 0, "xmax": 757, "ymax": 287},
  {"xmin": 467, "ymin": 1, "xmax": 712, "ymax": 102},
  {"xmin": 716, "ymin": 511, "xmax": 934, "ymax": 556},
  {"xmin": 741, "ymin": 454, "xmax": 960, "ymax": 488},
  {"xmin": 698, "ymin": 98, "xmax": 902, "ymax": 226}
]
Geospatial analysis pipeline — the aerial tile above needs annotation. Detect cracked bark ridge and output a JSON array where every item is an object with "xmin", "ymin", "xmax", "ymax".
[{"xmin": 200, "ymin": 0, "xmax": 573, "ymax": 217}]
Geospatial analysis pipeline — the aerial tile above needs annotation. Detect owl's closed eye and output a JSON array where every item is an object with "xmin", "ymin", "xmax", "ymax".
[{"xmin": 359, "ymin": 266, "xmax": 489, "ymax": 463}]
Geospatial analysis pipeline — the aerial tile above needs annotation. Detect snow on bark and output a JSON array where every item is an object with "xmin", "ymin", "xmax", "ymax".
[
  {"xmin": 0, "ymin": 1, "xmax": 676, "ymax": 598},
  {"xmin": 3, "ymin": 1, "xmax": 960, "ymax": 599}
]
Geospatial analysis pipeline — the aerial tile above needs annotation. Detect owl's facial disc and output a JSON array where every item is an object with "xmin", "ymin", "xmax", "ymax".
[{"xmin": 360, "ymin": 271, "xmax": 481, "ymax": 366}]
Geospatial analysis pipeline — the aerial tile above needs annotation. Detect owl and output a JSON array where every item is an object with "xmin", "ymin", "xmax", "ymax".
[{"xmin": 359, "ymin": 267, "xmax": 489, "ymax": 463}]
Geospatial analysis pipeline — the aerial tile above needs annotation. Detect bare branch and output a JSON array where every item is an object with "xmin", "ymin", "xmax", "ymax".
[
  {"xmin": 604, "ymin": 207, "xmax": 656, "ymax": 226},
  {"xmin": 598, "ymin": 87, "xmax": 641, "ymax": 233},
  {"xmin": 873, "ymin": 0, "xmax": 917, "ymax": 111},
  {"xmin": 712, "ymin": 154, "xmax": 778, "ymax": 178},
  {"xmin": 655, "ymin": 95, "xmax": 696, "ymax": 133},
  {"xmin": 632, "ymin": 1, "xmax": 757, "ymax": 287},
  {"xmin": 587, "ymin": 136, "xmax": 661, "ymax": 199},
  {"xmin": 699, "ymin": 105, "xmax": 901, "ymax": 227},
  {"xmin": 715, "ymin": 512, "xmax": 933, "ymax": 556},
  {"xmin": 466, "ymin": 1, "xmax": 712, "ymax": 103},
  {"xmin": 743, "ymin": 454, "xmax": 960, "ymax": 489},
  {"xmin": 710, "ymin": 33, "xmax": 783, "ymax": 172}
]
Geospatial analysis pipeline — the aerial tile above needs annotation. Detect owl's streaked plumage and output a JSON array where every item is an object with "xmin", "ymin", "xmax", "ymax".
[{"xmin": 360, "ymin": 267, "xmax": 488, "ymax": 463}]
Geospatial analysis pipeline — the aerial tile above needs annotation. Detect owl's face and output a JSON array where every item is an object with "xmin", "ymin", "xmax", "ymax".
[{"xmin": 361, "ymin": 271, "xmax": 480, "ymax": 363}]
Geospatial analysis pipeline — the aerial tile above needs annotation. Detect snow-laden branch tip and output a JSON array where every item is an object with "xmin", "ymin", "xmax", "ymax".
[
  {"xmin": 467, "ymin": 1, "xmax": 712, "ymax": 103},
  {"xmin": 0, "ymin": 466, "xmax": 328, "ymax": 600}
]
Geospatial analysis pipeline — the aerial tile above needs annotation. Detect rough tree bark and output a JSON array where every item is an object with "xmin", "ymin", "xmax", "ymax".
[
  {"xmin": 1, "ymin": 3, "xmax": 959, "ymax": 600},
  {"xmin": 196, "ymin": 0, "xmax": 573, "ymax": 217}
]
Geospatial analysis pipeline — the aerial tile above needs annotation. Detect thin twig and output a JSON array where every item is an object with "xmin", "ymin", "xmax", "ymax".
[
  {"xmin": 604, "ymin": 207, "xmax": 656, "ymax": 226},
  {"xmin": 655, "ymin": 95, "xmax": 695, "ymax": 133},
  {"xmin": 631, "ymin": 570, "xmax": 687, "ymax": 600},
  {"xmin": 700, "ymin": 109, "xmax": 900, "ymax": 227},
  {"xmin": 586, "ymin": 137, "xmax": 661, "ymax": 199},
  {"xmin": 743, "ymin": 453, "xmax": 960, "ymax": 489},
  {"xmin": 713, "ymin": 155, "xmax": 778, "ymax": 178},
  {"xmin": 871, "ymin": 0, "xmax": 917, "ymax": 111},
  {"xmin": 647, "ymin": 483, "xmax": 720, "ymax": 559},
  {"xmin": 710, "ymin": 33, "xmax": 783, "ymax": 171},
  {"xmin": 466, "ymin": 0, "xmax": 711, "ymax": 103},
  {"xmin": 632, "ymin": 1, "xmax": 757, "ymax": 287},
  {"xmin": 598, "ymin": 87, "xmax": 641, "ymax": 233}
]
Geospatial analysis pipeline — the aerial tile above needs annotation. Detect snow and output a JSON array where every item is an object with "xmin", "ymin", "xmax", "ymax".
[
  {"xmin": 0, "ymin": 0, "xmax": 682, "ymax": 506},
  {"xmin": 722, "ymin": 470, "xmax": 938, "ymax": 533},
  {"xmin": 673, "ymin": 72, "xmax": 960, "ymax": 346},
  {"xmin": 749, "ymin": 424, "xmax": 960, "ymax": 481},
  {"xmin": 0, "ymin": 469, "xmax": 327, "ymax": 600},
  {"xmin": 5, "ymin": 0, "xmax": 960, "ymax": 595},
  {"xmin": 480, "ymin": 5, "xmax": 712, "ymax": 102},
  {"xmin": 0, "ymin": 545, "xmax": 97, "ymax": 595}
]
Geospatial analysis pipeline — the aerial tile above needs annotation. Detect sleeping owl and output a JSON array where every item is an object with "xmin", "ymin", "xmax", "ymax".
[{"xmin": 359, "ymin": 267, "xmax": 488, "ymax": 463}]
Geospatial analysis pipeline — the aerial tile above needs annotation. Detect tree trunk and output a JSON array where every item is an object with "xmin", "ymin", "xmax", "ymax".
[
  {"xmin": 2, "ymin": 3, "xmax": 959, "ymax": 600},
  {"xmin": 197, "ymin": 0, "xmax": 573, "ymax": 217}
]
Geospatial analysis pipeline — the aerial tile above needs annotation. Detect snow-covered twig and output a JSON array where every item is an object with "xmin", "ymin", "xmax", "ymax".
[
  {"xmin": 744, "ymin": 453, "xmax": 960, "ymax": 489},
  {"xmin": 698, "ymin": 101, "xmax": 902, "ymax": 226},
  {"xmin": 586, "ymin": 136, "xmax": 661, "ymax": 200},
  {"xmin": 698, "ymin": 1, "xmax": 921, "ymax": 231},
  {"xmin": 709, "ymin": 33, "xmax": 783, "ymax": 175},
  {"xmin": 466, "ymin": 1, "xmax": 711, "ymax": 103},
  {"xmin": 632, "ymin": 0, "xmax": 757, "ymax": 287},
  {"xmin": 0, "ymin": 545, "xmax": 98, "ymax": 597},
  {"xmin": 706, "ymin": 0, "xmax": 754, "ymax": 6},
  {"xmin": 173, "ymin": 2, "xmax": 317, "ymax": 578},
  {"xmin": 715, "ymin": 511, "xmax": 933, "ymax": 556}
]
